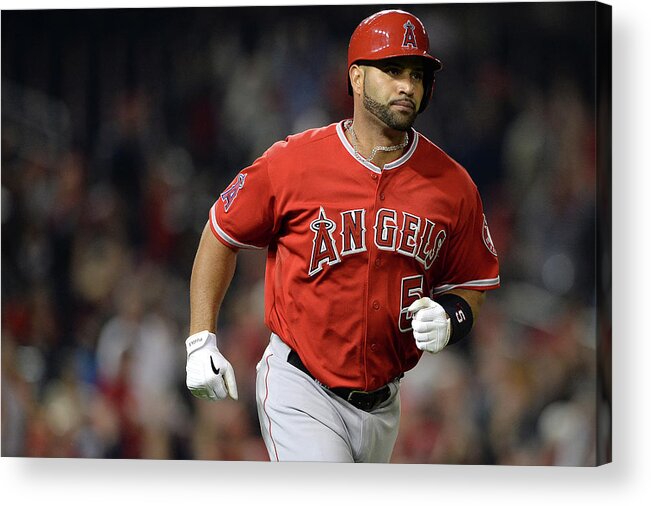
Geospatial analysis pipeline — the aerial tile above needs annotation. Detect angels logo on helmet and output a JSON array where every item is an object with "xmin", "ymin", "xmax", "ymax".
[{"xmin": 402, "ymin": 20, "xmax": 418, "ymax": 49}]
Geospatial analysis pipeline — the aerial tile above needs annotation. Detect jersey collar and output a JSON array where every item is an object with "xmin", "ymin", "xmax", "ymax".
[{"xmin": 336, "ymin": 120, "xmax": 419, "ymax": 174}]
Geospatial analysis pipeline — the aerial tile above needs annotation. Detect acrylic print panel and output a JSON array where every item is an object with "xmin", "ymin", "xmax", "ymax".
[{"xmin": 1, "ymin": 2, "xmax": 611, "ymax": 465}]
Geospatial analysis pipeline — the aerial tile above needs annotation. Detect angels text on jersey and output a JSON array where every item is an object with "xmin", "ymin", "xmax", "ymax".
[{"xmin": 308, "ymin": 206, "xmax": 447, "ymax": 277}]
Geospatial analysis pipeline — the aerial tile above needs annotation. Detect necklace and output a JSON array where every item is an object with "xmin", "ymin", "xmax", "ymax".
[{"xmin": 346, "ymin": 120, "xmax": 409, "ymax": 164}]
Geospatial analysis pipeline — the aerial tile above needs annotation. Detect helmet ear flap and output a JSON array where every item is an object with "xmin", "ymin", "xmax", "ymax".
[{"xmin": 418, "ymin": 68, "xmax": 437, "ymax": 113}]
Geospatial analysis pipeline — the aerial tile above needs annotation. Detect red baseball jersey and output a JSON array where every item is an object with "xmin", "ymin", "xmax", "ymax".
[{"xmin": 210, "ymin": 121, "xmax": 500, "ymax": 391}]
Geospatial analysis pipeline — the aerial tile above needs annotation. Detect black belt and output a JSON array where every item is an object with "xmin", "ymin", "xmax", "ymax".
[{"xmin": 287, "ymin": 349, "xmax": 392, "ymax": 412}]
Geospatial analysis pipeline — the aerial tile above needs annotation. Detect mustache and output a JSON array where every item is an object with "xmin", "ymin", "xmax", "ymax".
[{"xmin": 389, "ymin": 98, "xmax": 416, "ymax": 109}]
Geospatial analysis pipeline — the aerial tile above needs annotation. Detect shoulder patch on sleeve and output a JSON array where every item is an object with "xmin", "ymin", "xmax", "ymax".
[
  {"xmin": 220, "ymin": 173, "xmax": 247, "ymax": 212},
  {"xmin": 482, "ymin": 214, "xmax": 498, "ymax": 256}
]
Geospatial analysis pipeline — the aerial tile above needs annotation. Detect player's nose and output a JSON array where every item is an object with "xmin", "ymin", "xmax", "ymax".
[{"xmin": 396, "ymin": 73, "xmax": 416, "ymax": 96}]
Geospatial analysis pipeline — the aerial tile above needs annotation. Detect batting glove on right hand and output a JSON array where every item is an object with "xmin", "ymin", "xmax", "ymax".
[
  {"xmin": 186, "ymin": 330, "xmax": 238, "ymax": 401},
  {"xmin": 407, "ymin": 297, "xmax": 451, "ymax": 354}
]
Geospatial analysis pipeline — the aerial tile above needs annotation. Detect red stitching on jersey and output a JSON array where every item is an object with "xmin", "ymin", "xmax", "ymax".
[{"xmin": 262, "ymin": 353, "xmax": 279, "ymax": 461}]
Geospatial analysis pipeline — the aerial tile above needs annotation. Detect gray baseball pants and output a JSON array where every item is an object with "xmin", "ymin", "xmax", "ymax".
[{"xmin": 255, "ymin": 333, "xmax": 401, "ymax": 462}]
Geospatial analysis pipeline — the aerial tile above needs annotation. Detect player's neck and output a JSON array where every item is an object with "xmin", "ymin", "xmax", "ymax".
[{"xmin": 346, "ymin": 116, "xmax": 410, "ymax": 167}]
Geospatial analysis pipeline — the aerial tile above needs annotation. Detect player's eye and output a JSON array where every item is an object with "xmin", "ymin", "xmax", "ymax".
[{"xmin": 411, "ymin": 71, "xmax": 424, "ymax": 82}]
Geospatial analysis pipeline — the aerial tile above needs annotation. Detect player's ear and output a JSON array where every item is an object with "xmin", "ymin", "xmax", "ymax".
[{"xmin": 349, "ymin": 64, "xmax": 364, "ymax": 97}]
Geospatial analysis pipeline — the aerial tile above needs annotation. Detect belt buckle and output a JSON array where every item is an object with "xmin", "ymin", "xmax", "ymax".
[
  {"xmin": 347, "ymin": 389, "xmax": 383, "ymax": 412},
  {"xmin": 346, "ymin": 390, "xmax": 367, "ymax": 402}
]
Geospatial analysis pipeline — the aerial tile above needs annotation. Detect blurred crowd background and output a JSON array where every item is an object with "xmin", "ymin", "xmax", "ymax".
[{"xmin": 2, "ymin": 3, "xmax": 610, "ymax": 464}]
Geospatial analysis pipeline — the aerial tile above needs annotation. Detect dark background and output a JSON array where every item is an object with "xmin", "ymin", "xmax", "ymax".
[{"xmin": 2, "ymin": 2, "xmax": 609, "ymax": 464}]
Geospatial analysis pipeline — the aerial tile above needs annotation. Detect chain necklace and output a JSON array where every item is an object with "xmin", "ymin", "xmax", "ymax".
[{"xmin": 346, "ymin": 120, "xmax": 409, "ymax": 164}]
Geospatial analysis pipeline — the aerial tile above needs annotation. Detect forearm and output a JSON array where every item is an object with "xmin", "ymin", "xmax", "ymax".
[{"xmin": 189, "ymin": 222, "xmax": 238, "ymax": 335}]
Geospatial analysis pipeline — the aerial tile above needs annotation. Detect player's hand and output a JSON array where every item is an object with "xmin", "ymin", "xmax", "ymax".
[
  {"xmin": 185, "ymin": 330, "xmax": 238, "ymax": 401},
  {"xmin": 407, "ymin": 297, "xmax": 451, "ymax": 354}
]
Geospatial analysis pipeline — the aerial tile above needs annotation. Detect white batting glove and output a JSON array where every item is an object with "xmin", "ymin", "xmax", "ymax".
[
  {"xmin": 407, "ymin": 297, "xmax": 451, "ymax": 354},
  {"xmin": 185, "ymin": 330, "xmax": 238, "ymax": 401}
]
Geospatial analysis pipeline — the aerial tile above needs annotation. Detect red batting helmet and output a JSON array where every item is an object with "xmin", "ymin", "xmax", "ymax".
[{"xmin": 347, "ymin": 9, "xmax": 442, "ymax": 113}]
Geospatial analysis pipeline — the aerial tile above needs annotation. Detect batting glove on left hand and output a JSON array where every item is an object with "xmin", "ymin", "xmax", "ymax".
[
  {"xmin": 186, "ymin": 330, "xmax": 238, "ymax": 401},
  {"xmin": 408, "ymin": 297, "xmax": 451, "ymax": 354}
]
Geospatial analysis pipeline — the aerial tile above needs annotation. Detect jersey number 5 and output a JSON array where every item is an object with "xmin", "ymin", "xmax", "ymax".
[{"xmin": 398, "ymin": 275, "xmax": 424, "ymax": 332}]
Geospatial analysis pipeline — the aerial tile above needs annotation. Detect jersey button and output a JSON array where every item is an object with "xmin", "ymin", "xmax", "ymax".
[
  {"xmin": 371, "ymin": 173, "xmax": 379, "ymax": 180},
  {"xmin": 370, "ymin": 343, "xmax": 378, "ymax": 352},
  {"xmin": 379, "ymin": 193, "xmax": 385, "ymax": 201},
  {"xmin": 374, "ymin": 258, "xmax": 381, "ymax": 268},
  {"xmin": 372, "ymin": 300, "xmax": 380, "ymax": 310}
]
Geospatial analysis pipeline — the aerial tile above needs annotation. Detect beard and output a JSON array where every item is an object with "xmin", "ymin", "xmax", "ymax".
[{"xmin": 363, "ymin": 87, "xmax": 418, "ymax": 132}]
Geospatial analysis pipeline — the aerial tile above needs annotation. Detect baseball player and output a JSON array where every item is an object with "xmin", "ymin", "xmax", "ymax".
[{"xmin": 186, "ymin": 9, "xmax": 500, "ymax": 462}]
